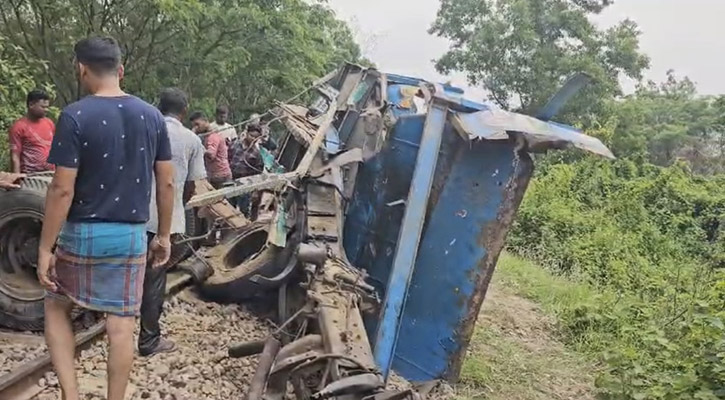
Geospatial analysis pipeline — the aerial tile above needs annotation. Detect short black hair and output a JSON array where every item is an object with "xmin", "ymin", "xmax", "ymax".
[
  {"xmin": 26, "ymin": 89, "xmax": 50, "ymax": 106},
  {"xmin": 158, "ymin": 88, "xmax": 188, "ymax": 116},
  {"xmin": 74, "ymin": 37, "xmax": 122, "ymax": 75},
  {"xmin": 216, "ymin": 105, "xmax": 229, "ymax": 114},
  {"xmin": 247, "ymin": 124, "xmax": 262, "ymax": 133},
  {"xmin": 189, "ymin": 111, "xmax": 207, "ymax": 122}
]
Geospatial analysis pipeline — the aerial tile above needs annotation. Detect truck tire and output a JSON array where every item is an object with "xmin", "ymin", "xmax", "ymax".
[
  {"xmin": 200, "ymin": 222, "xmax": 292, "ymax": 303},
  {"xmin": 0, "ymin": 176, "xmax": 52, "ymax": 331}
]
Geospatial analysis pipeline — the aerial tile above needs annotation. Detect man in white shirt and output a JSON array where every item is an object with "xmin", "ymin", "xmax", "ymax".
[
  {"xmin": 141, "ymin": 87, "xmax": 207, "ymax": 356},
  {"xmin": 209, "ymin": 105, "xmax": 236, "ymax": 142}
]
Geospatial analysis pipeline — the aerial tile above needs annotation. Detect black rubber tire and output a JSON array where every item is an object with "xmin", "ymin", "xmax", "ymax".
[
  {"xmin": 0, "ymin": 176, "xmax": 51, "ymax": 331},
  {"xmin": 199, "ymin": 222, "xmax": 293, "ymax": 303}
]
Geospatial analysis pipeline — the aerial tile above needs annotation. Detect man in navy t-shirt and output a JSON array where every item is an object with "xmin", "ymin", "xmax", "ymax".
[{"xmin": 37, "ymin": 37, "xmax": 175, "ymax": 400}]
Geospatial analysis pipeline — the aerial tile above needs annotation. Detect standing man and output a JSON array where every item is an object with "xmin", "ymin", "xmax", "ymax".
[
  {"xmin": 229, "ymin": 124, "xmax": 264, "ymax": 180},
  {"xmin": 209, "ymin": 105, "xmax": 236, "ymax": 142},
  {"xmin": 37, "ymin": 37, "xmax": 174, "ymax": 400},
  {"xmin": 9, "ymin": 89, "xmax": 55, "ymax": 173},
  {"xmin": 228, "ymin": 124, "xmax": 264, "ymax": 216},
  {"xmin": 140, "ymin": 88, "xmax": 206, "ymax": 356},
  {"xmin": 190, "ymin": 111, "xmax": 232, "ymax": 189},
  {"xmin": 241, "ymin": 114, "xmax": 277, "ymax": 153}
]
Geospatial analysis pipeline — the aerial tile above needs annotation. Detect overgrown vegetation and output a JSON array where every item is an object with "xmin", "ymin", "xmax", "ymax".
[
  {"xmin": 510, "ymin": 155, "xmax": 725, "ymax": 399},
  {"xmin": 0, "ymin": 0, "xmax": 362, "ymax": 137},
  {"xmin": 433, "ymin": 0, "xmax": 724, "ymax": 398}
]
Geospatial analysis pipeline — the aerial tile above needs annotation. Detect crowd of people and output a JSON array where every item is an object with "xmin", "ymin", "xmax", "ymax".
[{"xmin": 3, "ymin": 36, "xmax": 274, "ymax": 400}]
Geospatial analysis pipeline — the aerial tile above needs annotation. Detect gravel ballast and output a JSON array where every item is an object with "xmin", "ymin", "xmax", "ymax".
[
  {"xmin": 34, "ymin": 290, "xmax": 270, "ymax": 400},
  {"xmin": 3, "ymin": 288, "xmax": 452, "ymax": 400}
]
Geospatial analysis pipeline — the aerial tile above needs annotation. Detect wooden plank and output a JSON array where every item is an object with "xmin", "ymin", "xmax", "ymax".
[{"xmin": 193, "ymin": 180, "xmax": 249, "ymax": 229}]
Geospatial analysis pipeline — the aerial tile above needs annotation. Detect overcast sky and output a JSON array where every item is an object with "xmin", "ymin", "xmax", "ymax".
[{"xmin": 328, "ymin": 0, "xmax": 725, "ymax": 97}]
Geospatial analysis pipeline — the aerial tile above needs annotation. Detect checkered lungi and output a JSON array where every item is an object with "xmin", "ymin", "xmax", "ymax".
[{"xmin": 46, "ymin": 221, "xmax": 147, "ymax": 316}]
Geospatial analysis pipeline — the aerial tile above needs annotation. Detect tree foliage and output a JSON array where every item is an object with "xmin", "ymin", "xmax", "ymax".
[
  {"xmin": 430, "ymin": 0, "xmax": 650, "ymax": 115},
  {"xmin": 604, "ymin": 71, "xmax": 725, "ymax": 173},
  {"xmin": 0, "ymin": 0, "xmax": 361, "ymax": 118}
]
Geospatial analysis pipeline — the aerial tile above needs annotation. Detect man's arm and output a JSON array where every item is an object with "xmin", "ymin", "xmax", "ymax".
[
  {"xmin": 37, "ymin": 111, "xmax": 81, "ymax": 290},
  {"xmin": 0, "ymin": 172, "xmax": 26, "ymax": 189},
  {"xmin": 9, "ymin": 123, "xmax": 23, "ymax": 173},
  {"xmin": 36, "ymin": 111, "xmax": 81, "ymax": 289},
  {"xmin": 148, "ymin": 117, "xmax": 174, "ymax": 267},
  {"xmin": 205, "ymin": 134, "xmax": 219, "ymax": 159},
  {"xmin": 11, "ymin": 154, "xmax": 21, "ymax": 174},
  {"xmin": 183, "ymin": 181, "xmax": 196, "ymax": 204},
  {"xmin": 37, "ymin": 167, "xmax": 77, "ymax": 290},
  {"xmin": 185, "ymin": 137, "xmax": 208, "ymax": 204},
  {"xmin": 154, "ymin": 160, "xmax": 174, "ymax": 238}
]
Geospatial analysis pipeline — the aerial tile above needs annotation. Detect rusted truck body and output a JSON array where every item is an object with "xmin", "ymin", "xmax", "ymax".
[{"xmin": 186, "ymin": 63, "xmax": 611, "ymax": 397}]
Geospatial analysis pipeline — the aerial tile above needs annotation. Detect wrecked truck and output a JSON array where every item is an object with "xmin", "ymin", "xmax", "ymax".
[
  {"xmin": 180, "ymin": 64, "xmax": 613, "ymax": 397},
  {"xmin": 0, "ymin": 63, "xmax": 613, "ymax": 397}
]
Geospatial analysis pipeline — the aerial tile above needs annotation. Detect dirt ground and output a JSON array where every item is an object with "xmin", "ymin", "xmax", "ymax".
[{"xmin": 455, "ymin": 279, "xmax": 599, "ymax": 400}]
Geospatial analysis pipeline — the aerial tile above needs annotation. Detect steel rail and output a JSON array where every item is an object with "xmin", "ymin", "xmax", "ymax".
[{"xmin": 0, "ymin": 271, "xmax": 192, "ymax": 399}]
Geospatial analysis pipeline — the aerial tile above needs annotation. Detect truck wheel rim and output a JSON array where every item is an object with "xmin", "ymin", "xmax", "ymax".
[{"xmin": 0, "ymin": 209, "xmax": 45, "ymax": 302}]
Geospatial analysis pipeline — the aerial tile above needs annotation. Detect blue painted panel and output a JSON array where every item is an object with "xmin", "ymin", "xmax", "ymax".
[
  {"xmin": 374, "ymin": 103, "xmax": 448, "ymax": 379},
  {"xmin": 392, "ymin": 140, "xmax": 533, "ymax": 381},
  {"xmin": 385, "ymin": 74, "xmax": 488, "ymax": 116},
  {"xmin": 344, "ymin": 72, "xmax": 536, "ymax": 382},
  {"xmin": 343, "ymin": 113, "xmax": 460, "ymax": 346},
  {"xmin": 343, "ymin": 115, "xmax": 425, "ymax": 296},
  {"xmin": 385, "ymin": 74, "xmax": 486, "ymax": 112},
  {"xmin": 386, "ymin": 74, "xmax": 424, "ymax": 87}
]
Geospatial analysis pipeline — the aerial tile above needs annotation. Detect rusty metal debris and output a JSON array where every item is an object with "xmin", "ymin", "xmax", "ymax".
[{"xmin": 171, "ymin": 64, "xmax": 612, "ymax": 398}]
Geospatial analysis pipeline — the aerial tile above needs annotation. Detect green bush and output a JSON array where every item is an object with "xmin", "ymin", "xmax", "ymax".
[{"xmin": 509, "ymin": 157, "xmax": 725, "ymax": 399}]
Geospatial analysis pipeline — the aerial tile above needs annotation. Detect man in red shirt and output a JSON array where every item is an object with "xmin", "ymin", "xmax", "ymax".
[
  {"xmin": 190, "ymin": 111, "xmax": 231, "ymax": 188},
  {"xmin": 9, "ymin": 89, "xmax": 55, "ymax": 173}
]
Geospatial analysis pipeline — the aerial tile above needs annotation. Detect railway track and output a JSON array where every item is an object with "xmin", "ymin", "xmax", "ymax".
[{"xmin": 0, "ymin": 270, "xmax": 193, "ymax": 400}]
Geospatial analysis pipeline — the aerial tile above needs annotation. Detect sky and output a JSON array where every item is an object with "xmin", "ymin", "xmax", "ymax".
[{"xmin": 328, "ymin": 0, "xmax": 725, "ymax": 97}]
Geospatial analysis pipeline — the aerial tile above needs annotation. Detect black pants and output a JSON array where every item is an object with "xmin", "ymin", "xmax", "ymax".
[{"xmin": 138, "ymin": 233, "xmax": 168, "ymax": 353}]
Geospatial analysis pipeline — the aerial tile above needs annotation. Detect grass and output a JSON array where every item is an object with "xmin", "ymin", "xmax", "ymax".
[
  {"xmin": 455, "ymin": 252, "xmax": 602, "ymax": 400},
  {"xmin": 492, "ymin": 252, "xmax": 623, "ymax": 354},
  {"xmin": 493, "ymin": 252, "xmax": 602, "ymax": 319}
]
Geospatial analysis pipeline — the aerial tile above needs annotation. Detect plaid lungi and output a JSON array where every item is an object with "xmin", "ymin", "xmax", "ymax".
[{"xmin": 46, "ymin": 221, "xmax": 147, "ymax": 316}]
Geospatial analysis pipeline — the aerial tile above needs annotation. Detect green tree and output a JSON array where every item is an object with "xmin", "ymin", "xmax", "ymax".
[
  {"xmin": 606, "ymin": 71, "xmax": 724, "ymax": 172},
  {"xmin": 0, "ymin": 0, "xmax": 362, "ymax": 117},
  {"xmin": 430, "ymin": 0, "xmax": 650, "ymax": 117}
]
